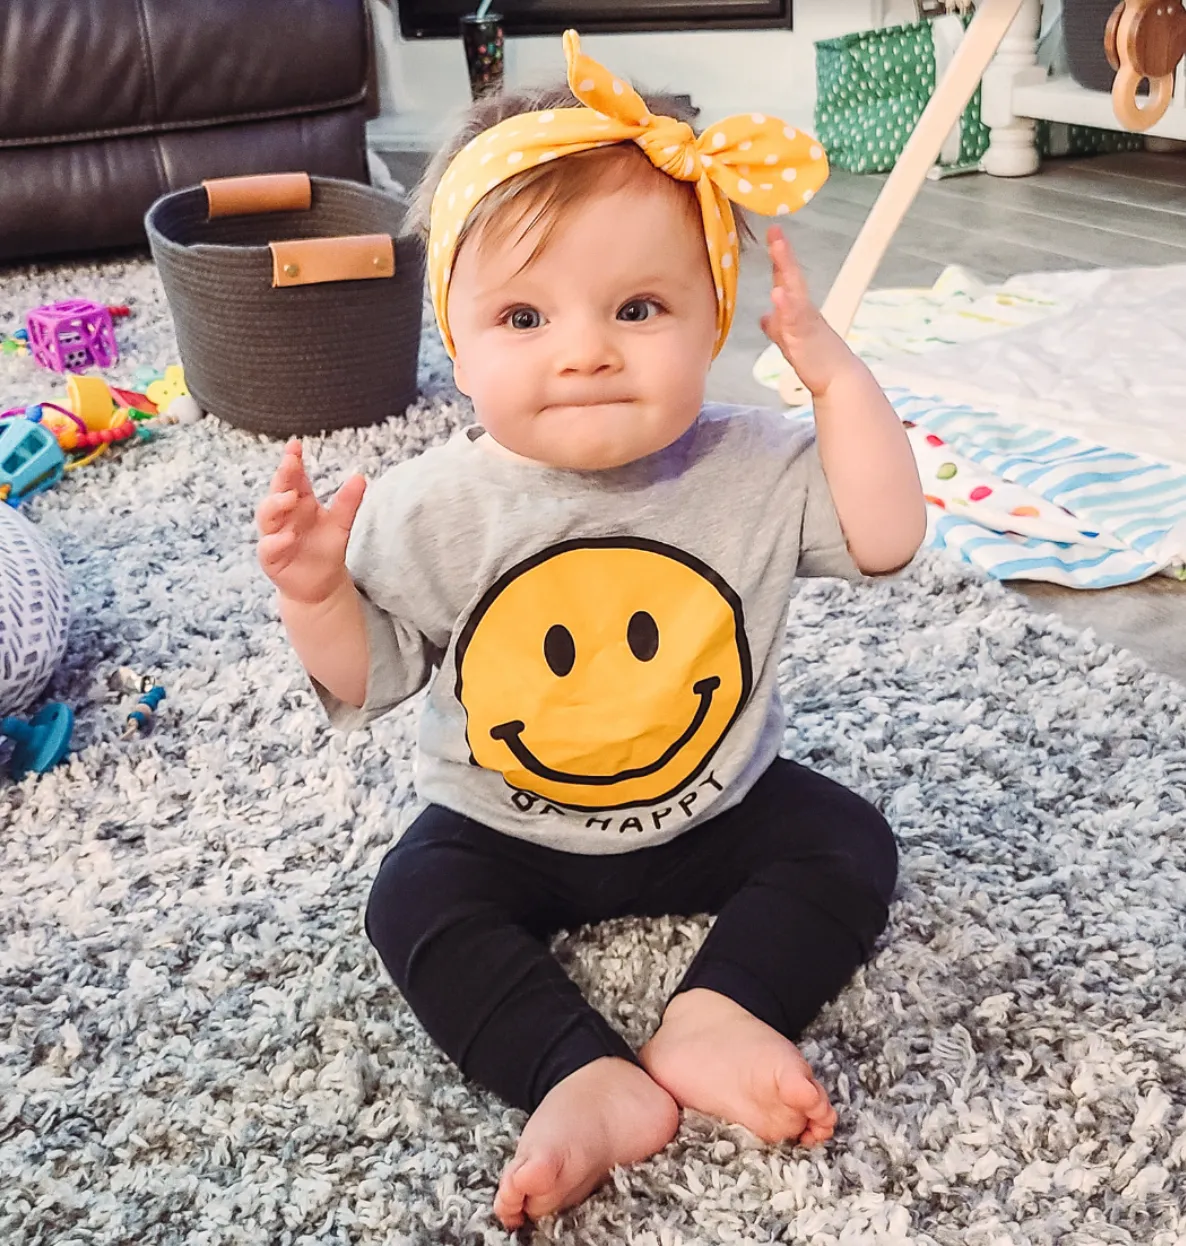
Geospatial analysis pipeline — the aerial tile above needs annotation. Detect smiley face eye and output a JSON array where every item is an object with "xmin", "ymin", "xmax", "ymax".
[
  {"xmin": 627, "ymin": 611, "xmax": 659, "ymax": 662},
  {"xmin": 544, "ymin": 624, "xmax": 576, "ymax": 676}
]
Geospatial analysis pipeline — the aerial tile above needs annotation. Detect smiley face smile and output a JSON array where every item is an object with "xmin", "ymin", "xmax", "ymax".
[{"xmin": 489, "ymin": 675, "xmax": 721, "ymax": 785}]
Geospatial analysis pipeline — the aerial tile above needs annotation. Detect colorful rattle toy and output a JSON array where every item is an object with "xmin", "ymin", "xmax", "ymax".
[
  {"xmin": 0, "ymin": 372, "xmax": 185, "ymax": 505},
  {"xmin": 25, "ymin": 300, "xmax": 124, "ymax": 373}
]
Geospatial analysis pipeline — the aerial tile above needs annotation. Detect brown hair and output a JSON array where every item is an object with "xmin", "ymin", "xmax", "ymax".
[{"xmin": 407, "ymin": 81, "xmax": 755, "ymax": 262}]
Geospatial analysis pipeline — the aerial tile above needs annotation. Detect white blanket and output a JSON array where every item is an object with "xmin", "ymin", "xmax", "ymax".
[
  {"xmin": 757, "ymin": 264, "xmax": 1186, "ymax": 587},
  {"xmin": 873, "ymin": 265, "xmax": 1186, "ymax": 471}
]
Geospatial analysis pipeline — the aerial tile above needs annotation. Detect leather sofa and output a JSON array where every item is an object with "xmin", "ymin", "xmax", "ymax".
[{"xmin": 0, "ymin": 0, "xmax": 377, "ymax": 262}]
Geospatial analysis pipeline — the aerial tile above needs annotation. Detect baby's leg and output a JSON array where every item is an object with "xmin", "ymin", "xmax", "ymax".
[
  {"xmin": 636, "ymin": 758, "xmax": 898, "ymax": 1146},
  {"xmin": 365, "ymin": 808, "xmax": 678, "ymax": 1230}
]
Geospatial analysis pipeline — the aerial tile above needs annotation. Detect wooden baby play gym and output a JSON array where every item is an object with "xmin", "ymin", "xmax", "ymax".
[{"xmin": 779, "ymin": 0, "xmax": 1186, "ymax": 405}]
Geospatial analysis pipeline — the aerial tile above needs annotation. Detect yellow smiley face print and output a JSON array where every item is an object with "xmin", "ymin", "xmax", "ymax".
[{"xmin": 454, "ymin": 538, "xmax": 752, "ymax": 810}]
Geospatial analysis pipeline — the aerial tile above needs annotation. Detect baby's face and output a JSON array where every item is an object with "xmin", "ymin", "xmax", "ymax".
[{"xmin": 446, "ymin": 179, "xmax": 719, "ymax": 471}]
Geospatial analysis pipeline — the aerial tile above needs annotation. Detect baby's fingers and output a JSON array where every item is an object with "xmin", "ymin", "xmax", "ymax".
[
  {"xmin": 767, "ymin": 226, "xmax": 810, "ymax": 299},
  {"xmin": 268, "ymin": 439, "xmax": 311, "ymax": 498},
  {"xmin": 257, "ymin": 529, "xmax": 298, "ymax": 573},
  {"xmin": 770, "ymin": 283, "xmax": 818, "ymax": 343},
  {"xmin": 256, "ymin": 488, "xmax": 301, "ymax": 536},
  {"xmin": 327, "ymin": 474, "xmax": 367, "ymax": 534}
]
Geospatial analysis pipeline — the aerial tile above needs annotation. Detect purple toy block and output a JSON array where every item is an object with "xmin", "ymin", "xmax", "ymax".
[{"xmin": 25, "ymin": 300, "xmax": 118, "ymax": 373}]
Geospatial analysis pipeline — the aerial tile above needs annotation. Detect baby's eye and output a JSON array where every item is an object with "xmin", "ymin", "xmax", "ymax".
[
  {"xmin": 618, "ymin": 298, "xmax": 663, "ymax": 323},
  {"xmin": 507, "ymin": 307, "xmax": 543, "ymax": 331}
]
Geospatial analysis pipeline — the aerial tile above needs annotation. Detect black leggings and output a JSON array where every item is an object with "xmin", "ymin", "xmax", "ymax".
[{"xmin": 365, "ymin": 757, "xmax": 897, "ymax": 1113}]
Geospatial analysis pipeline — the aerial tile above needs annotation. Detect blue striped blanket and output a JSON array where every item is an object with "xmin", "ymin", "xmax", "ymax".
[{"xmin": 790, "ymin": 387, "xmax": 1186, "ymax": 589}]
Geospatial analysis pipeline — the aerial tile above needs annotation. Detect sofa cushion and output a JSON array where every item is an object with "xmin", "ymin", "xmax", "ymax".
[
  {"xmin": 0, "ymin": 0, "xmax": 370, "ymax": 147},
  {"xmin": 0, "ymin": 108, "xmax": 371, "ymax": 261}
]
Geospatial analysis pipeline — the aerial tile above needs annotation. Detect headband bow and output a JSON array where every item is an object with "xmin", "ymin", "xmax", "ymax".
[{"xmin": 429, "ymin": 30, "xmax": 829, "ymax": 358}]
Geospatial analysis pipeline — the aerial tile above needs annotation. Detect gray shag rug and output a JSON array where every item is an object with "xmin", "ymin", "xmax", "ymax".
[{"xmin": 2, "ymin": 254, "xmax": 1185, "ymax": 1246}]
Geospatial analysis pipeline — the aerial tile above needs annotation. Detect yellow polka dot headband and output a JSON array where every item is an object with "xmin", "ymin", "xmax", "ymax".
[{"xmin": 428, "ymin": 29, "xmax": 829, "ymax": 359}]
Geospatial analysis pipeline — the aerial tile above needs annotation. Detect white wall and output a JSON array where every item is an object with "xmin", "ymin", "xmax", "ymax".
[{"xmin": 368, "ymin": 0, "xmax": 920, "ymax": 150}]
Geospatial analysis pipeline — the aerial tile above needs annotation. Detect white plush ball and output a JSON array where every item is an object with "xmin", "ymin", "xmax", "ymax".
[
  {"xmin": 0, "ymin": 504, "xmax": 70, "ymax": 718},
  {"xmin": 166, "ymin": 394, "xmax": 203, "ymax": 425}
]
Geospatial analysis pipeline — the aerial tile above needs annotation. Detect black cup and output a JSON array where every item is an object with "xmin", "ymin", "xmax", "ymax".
[{"xmin": 461, "ymin": 14, "xmax": 505, "ymax": 101}]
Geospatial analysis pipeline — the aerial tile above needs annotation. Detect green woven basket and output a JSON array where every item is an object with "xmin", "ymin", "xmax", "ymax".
[
  {"xmin": 814, "ymin": 17, "xmax": 1142, "ymax": 175},
  {"xmin": 815, "ymin": 19, "xmax": 988, "ymax": 174}
]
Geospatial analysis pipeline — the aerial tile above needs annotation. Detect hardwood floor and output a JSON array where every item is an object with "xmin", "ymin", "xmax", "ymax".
[
  {"xmin": 709, "ymin": 150, "xmax": 1186, "ymax": 410},
  {"xmin": 382, "ymin": 148, "xmax": 1186, "ymax": 684}
]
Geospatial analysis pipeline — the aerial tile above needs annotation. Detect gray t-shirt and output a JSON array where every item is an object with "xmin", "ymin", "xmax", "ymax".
[{"xmin": 318, "ymin": 403, "xmax": 860, "ymax": 854}]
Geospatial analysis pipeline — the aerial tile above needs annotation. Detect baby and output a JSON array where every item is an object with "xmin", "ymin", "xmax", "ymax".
[{"xmin": 257, "ymin": 33, "xmax": 925, "ymax": 1232}]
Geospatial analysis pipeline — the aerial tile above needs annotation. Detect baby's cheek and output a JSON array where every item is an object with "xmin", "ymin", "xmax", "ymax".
[
  {"xmin": 469, "ymin": 356, "xmax": 541, "ymax": 441},
  {"xmin": 490, "ymin": 343, "xmax": 545, "ymax": 400}
]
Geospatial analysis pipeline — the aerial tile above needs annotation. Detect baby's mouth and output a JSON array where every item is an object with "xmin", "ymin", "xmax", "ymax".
[
  {"xmin": 489, "ymin": 676, "xmax": 720, "ymax": 786},
  {"xmin": 545, "ymin": 398, "xmax": 634, "ymax": 409}
]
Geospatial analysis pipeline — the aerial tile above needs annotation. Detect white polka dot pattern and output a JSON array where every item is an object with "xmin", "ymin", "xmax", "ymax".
[{"xmin": 429, "ymin": 29, "xmax": 829, "ymax": 358}]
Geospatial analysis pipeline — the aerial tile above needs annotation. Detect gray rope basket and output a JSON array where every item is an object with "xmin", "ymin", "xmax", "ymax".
[{"xmin": 146, "ymin": 174, "xmax": 425, "ymax": 437}]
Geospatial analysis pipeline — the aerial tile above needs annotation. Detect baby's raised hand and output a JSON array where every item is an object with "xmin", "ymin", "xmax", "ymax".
[
  {"xmin": 760, "ymin": 225, "xmax": 852, "ymax": 399},
  {"xmin": 256, "ymin": 440, "xmax": 367, "ymax": 605}
]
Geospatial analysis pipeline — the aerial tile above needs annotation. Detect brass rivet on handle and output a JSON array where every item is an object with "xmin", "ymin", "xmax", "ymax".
[
  {"xmin": 373, "ymin": 256, "xmax": 384, "ymax": 269},
  {"xmin": 284, "ymin": 263, "xmax": 300, "ymax": 278}
]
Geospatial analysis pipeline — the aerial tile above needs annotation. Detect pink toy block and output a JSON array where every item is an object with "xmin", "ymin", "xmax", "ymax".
[{"xmin": 25, "ymin": 300, "xmax": 118, "ymax": 373}]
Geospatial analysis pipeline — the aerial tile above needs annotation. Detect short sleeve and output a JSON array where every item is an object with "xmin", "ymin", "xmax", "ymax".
[
  {"xmin": 312, "ymin": 590, "xmax": 438, "ymax": 732},
  {"xmin": 311, "ymin": 463, "xmax": 446, "ymax": 731},
  {"xmin": 795, "ymin": 441, "xmax": 864, "ymax": 581}
]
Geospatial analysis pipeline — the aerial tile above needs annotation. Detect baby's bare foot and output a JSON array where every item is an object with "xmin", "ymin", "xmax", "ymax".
[
  {"xmin": 639, "ymin": 988, "xmax": 837, "ymax": 1147},
  {"xmin": 493, "ymin": 1056, "xmax": 679, "ymax": 1231}
]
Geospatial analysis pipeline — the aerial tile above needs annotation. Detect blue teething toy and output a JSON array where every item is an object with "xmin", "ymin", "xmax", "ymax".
[{"xmin": 1, "ymin": 701, "xmax": 74, "ymax": 779}]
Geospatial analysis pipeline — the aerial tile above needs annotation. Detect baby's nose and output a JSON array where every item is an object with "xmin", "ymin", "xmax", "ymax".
[{"xmin": 556, "ymin": 318, "xmax": 623, "ymax": 375}]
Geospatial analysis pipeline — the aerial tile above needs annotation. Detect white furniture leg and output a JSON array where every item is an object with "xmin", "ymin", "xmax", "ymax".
[
  {"xmin": 778, "ymin": 0, "xmax": 1026, "ymax": 406},
  {"xmin": 981, "ymin": 0, "xmax": 1043, "ymax": 177}
]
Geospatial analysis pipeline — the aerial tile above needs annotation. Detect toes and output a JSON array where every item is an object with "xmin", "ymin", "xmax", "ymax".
[
  {"xmin": 775, "ymin": 1062, "xmax": 830, "ymax": 1113},
  {"xmin": 502, "ymin": 1149, "xmax": 608, "ymax": 1223},
  {"xmin": 797, "ymin": 1093, "xmax": 837, "ymax": 1148},
  {"xmin": 805, "ymin": 1080, "xmax": 833, "ymax": 1121},
  {"xmin": 766, "ymin": 1063, "xmax": 835, "ymax": 1145},
  {"xmin": 494, "ymin": 1205, "xmax": 524, "ymax": 1232},
  {"xmin": 494, "ymin": 1156, "xmax": 532, "ymax": 1228},
  {"xmin": 525, "ymin": 1162, "xmax": 606, "ymax": 1223},
  {"xmin": 757, "ymin": 1109, "xmax": 806, "ymax": 1146},
  {"xmin": 493, "ymin": 1192, "xmax": 524, "ymax": 1231},
  {"xmin": 493, "ymin": 1192, "xmax": 522, "ymax": 1228},
  {"xmin": 800, "ymin": 1119, "xmax": 835, "ymax": 1148},
  {"xmin": 512, "ymin": 1150, "xmax": 567, "ymax": 1200}
]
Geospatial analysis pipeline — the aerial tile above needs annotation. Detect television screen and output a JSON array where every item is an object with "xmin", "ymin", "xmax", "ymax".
[{"xmin": 399, "ymin": 1, "xmax": 793, "ymax": 39}]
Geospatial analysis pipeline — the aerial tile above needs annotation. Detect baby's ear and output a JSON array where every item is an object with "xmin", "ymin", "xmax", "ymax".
[{"xmin": 451, "ymin": 355, "xmax": 472, "ymax": 398}]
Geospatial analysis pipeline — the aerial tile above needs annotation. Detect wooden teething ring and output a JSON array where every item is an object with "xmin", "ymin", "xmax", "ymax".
[{"xmin": 1105, "ymin": 0, "xmax": 1186, "ymax": 131}]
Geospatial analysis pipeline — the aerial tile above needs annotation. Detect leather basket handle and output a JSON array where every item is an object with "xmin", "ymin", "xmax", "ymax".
[
  {"xmin": 200, "ymin": 174, "xmax": 396, "ymax": 286},
  {"xmin": 269, "ymin": 236, "xmax": 396, "ymax": 287},
  {"xmin": 204, "ymin": 173, "xmax": 313, "ymax": 219}
]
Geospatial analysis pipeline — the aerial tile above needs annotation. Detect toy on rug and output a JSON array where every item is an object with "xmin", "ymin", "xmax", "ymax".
[
  {"xmin": 0, "ymin": 503, "xmax": 70, "ymax": 720},
  {"xmin": 24, "ymin": 300, "xmax": 131, "ymax": 373},
  {"xmin": 108, "ymin": 668, "xmax": 168, "ymax": 740},
  {"xmin": 2, "ymin": 327, "xmax": 30, "ymax": 358},
  {"xmin": 0, "ymin": 701, "xmax": 73, "ymax": 780},
  {"xmin": 0, "ymin": 372, "xmax": 196, "ymax": 505},
  {"xmin": 0, "ymin": 419, "xmax": 65, "ymax": 505},
  {"xmin": 122, "ymin": 683, "xmax": 166, "ymax": 739}
]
